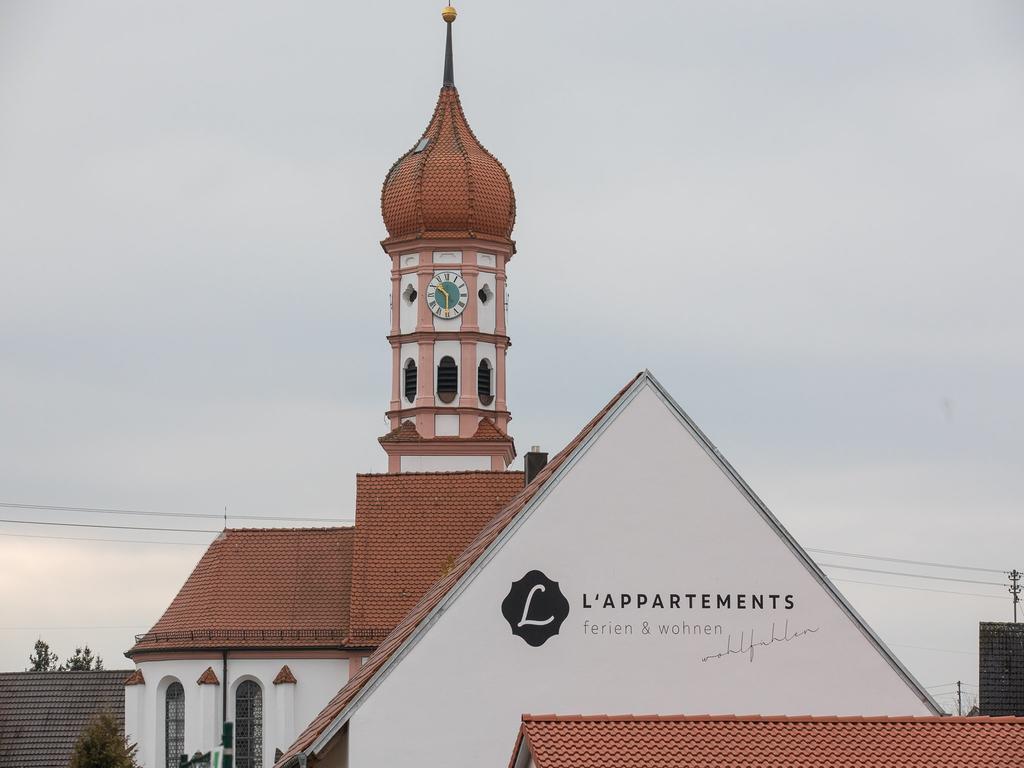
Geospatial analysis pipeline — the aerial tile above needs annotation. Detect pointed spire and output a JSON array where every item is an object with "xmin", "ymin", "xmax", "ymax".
[{"xmin": 442, "ymin": 6, "xmax": 457, "ymax": 87}]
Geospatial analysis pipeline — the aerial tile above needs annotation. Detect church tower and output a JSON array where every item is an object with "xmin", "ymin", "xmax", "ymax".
[{"xmin": 379, "ymin": 7, "xmax": 517, "ymax": 473}]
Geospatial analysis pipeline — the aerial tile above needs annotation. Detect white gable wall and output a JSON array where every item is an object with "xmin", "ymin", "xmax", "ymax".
[{"xmin": 344, "ymin": 381, "xmax": 932, "ymax": 768}]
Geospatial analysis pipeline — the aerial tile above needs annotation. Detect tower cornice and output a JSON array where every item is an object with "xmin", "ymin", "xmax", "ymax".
[
  {"xmin": 381, "ymin": 234, "xmax": 516, "ymax": 257},
  {"xmin": 388, "ymin": 330, "xmax": 510, "ymax": 348}
]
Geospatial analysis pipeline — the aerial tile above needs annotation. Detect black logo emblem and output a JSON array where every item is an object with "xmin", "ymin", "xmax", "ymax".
[{"xmin": 501, "ymin": 570, "xmax": 570, "ymax": 647}]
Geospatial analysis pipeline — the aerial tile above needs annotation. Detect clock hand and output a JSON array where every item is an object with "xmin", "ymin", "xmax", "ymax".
[{"xmin": 436, "ymin": 283, "xmax": 450, "ymax": 310}]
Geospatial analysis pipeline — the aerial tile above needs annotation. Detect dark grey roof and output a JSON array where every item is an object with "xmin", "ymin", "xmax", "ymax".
[
  {"xmin": 980, "ymin": 622, "xmax": 1024, "ymax": 716},
  {"xmin": 0, "ymin": 670, "xmax": 133, "ymax": 768}
]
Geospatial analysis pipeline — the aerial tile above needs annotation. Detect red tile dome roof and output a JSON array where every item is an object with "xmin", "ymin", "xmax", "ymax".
[
  {"xmin": 380, "ymin": 13, "xmax": 515, "ymax": 244},
  {"xmin": 381, "ymin": 87, "xmax": 515, "ymax": 244}
]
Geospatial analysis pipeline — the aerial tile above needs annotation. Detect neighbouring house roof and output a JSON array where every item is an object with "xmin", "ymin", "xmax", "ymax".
[
  {"xmin": 128, "ymin": 527, "xmax": 355, "ymax": 654},
  {"xmin": 276, "ymin": 373, "xmax": 644, "ymax": 765},
  {"xmin": 0, "ymin": 670, "xmax": 133, "ymax": 768},
  {"xmin": 348, "ymin": 470, "xmax": 525, "ymax": 644},
  {"xmin": 980, "ymin": 622, "xmax": 1024, "ymax": 716},
  {"xmin": 509, "ymin": 714, "xmax": 1024, "ymax": 768}
]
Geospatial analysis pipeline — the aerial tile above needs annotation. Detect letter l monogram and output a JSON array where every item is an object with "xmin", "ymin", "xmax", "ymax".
[{"xmin": 518, "ymin": 584, "xmax": 555, "ymax": 627}]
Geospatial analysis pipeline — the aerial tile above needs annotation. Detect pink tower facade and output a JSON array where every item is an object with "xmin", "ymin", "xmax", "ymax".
[{"xmin": 378, "ymin": 13, "xmax": 516, "ymax": 473}]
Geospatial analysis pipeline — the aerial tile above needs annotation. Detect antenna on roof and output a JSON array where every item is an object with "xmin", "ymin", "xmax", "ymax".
[
  {"xmin": 223, "ymin": 505, "xmax": 227, "ymax": 531},
  {"xmin": 442, "ymin": 6, "xmax": 456, "ymax": 87}
]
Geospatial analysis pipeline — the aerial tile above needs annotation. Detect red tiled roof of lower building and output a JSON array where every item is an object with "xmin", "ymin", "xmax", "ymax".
[
  {"xmin": 128, "ymin": 527, "xmax": 354, "ymax": 655},
  {"xmin": 277, "ymin": 373, "xmax": 643, "ymax": 766},
  {"xmin": 512, "ymin": 714, "xmax": 1024, "ymax": 768},
  {"xmin": 347, "ymin": 470, "xmax": 524, "ymax": 645}
]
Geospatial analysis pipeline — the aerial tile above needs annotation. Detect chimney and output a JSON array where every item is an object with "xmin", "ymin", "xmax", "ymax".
[
  {"xmin": 524, "ymin": 445, "xmax": 548, "ymax": 486},
  {"xmin": 979, "ymin": 622, "xmax": 1024, "ymax": 715}
]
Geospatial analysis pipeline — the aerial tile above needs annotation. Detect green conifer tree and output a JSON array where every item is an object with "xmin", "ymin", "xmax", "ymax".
[
  {"xmin": 69, "ymin": 712, "xmax": 138, "ymax": 768},
  {"xmin": 27, "ymin": 638, "xmax": 59, "ymax": 671}
]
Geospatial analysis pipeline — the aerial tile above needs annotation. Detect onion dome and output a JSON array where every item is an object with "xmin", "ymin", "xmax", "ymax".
[{"xmin": 381, "ymin": 7, "xmax": 516, "ymax": 244}]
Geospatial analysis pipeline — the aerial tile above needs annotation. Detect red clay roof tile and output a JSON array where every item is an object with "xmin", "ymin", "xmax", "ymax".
[
  {"xmin": 128, "ymin": 527, "xmax": 355, "ymax": 654},
  {"xmin": 381, "ymin": 87, "xmax": 515, "ymax": 244},
  {"xmin": 347, "ymin": 470, "xmax": 524, "ymax": 645},
  {"xmin": 196, "ymin": 667, "xmax": 219, "ymax": 685},
  {"xmin": 123, "ymin": 669, "xmax": 145, "ymax": 686},
  {"xmin": 277, "ymin": 373, "xmax": 643, "ymax": 765},
  {"xmin": 513, "ymin": 714, "xmax": 1024, "ymax": 768},
  {"xmin": 273, "ymin": 665, "xmax": 297, "ymax": 685}
]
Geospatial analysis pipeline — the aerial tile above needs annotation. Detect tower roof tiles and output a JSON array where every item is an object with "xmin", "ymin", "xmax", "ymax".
[{"xmin": 380, "ymin": 14, "xmax": 514, "ymax": 245}]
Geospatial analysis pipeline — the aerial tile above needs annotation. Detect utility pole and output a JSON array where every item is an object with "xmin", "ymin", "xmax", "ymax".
[
  {"xmin": 957, "ymin": 680, "xmax": 962, "ymax": 716},
  {"xmin": 1010, "ymin": 570, "xmax": 1022, "ymax": 623}
]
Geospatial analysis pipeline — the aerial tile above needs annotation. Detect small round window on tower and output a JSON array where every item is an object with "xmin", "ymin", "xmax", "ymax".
[
  {"xmin": 403, "ymin": 283, "xmax": 418, "ymax": 305},
  {"xmin": 478, "ymin": 284, "xmax": 493, "ymax": 305}
]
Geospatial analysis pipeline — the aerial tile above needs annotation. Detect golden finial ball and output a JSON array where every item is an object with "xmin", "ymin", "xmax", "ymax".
[{"xmin": 442, "ymin": 6, "xmax": 457, "ymax": 23}]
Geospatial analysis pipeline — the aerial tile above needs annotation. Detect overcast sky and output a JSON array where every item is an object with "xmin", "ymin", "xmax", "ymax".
[{"xmin": 1, "ymin": 1, "xmax": 1022, "ymax": 710}]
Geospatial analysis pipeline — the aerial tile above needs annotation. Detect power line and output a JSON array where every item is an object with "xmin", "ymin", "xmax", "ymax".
[
  {"xmin": 0, "ymin": 531, "xmax": 211, "ymax": 546},
  {"xmin": 806, "ymin": 547, "xmax": 1004, "ymax": 575},
  {"xmin": 0, "ymin": 518, "xmax": 220, "ymax": 534},
  {"xmin": 0, "ymin": 501, "xmax": 352, "ymax": 524},
  {"xmin": 830, "ymin": 577, "xmax": 1006, "ymax": 600},
  {"xmin": 818, "ymin": 562, "xmax": 1007, "ymax": 587},
  {"xmin": 889, "ymin": 642, "xmax": 974, "ymax": 656}
]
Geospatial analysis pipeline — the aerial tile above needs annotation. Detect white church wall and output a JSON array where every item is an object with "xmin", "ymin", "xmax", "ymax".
[
  {"xmin": 132, "ymin": 656, "xmax": 348, "ymax": 768},
  {"xmin": 435, "ymin": 414, "xmax": 460, "ymax": 436},
  {"xmin": 398, "ymin": 275, "xmax": 418, "ymax": 335},
  {"xmin": 400, "ymin": 454, "xmax": 490, "ymax": 472},
  {"xmin": 124, "ymin": 684, "xmax": 143, "ymax": 758},
  {"xmin": 345, "ymin": 382, "xmax": 933, "ymax": 768},
  {"xmin": 477, "ymin": 272, "xmax": 496, "ymax": 334}
]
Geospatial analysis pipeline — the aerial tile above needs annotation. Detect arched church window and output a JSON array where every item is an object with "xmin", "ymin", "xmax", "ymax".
[
  {"xmin": 437, "ymin": 356, "xmax": 458, "ymax": 403},
  {"xmin": 478, "ymin": 359, "xmax": 493, "ymax": 405},
  {"xmin": 404, "ymin": 359, "xmax": 417, "ymax": 403},
  {"xmin": 235, "ymin": 680, "xmax": 263, "ymax": 768},
  {"xmin": 165, "ymin": 682, "xmax": 185, "ymax": 768}
]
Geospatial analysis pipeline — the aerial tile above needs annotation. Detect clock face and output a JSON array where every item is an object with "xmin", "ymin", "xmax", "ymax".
[{"xmin": 426, "ymin": 272, "xmax": 468, "ymax": 319}]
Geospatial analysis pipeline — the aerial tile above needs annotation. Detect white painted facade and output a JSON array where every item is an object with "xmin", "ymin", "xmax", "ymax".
[
  {"xmin": 476, "ymin": 271, "xmax": 496, "ymax": 334},
  {"xmin": 310, "ymin": 376, "xmax": 935, "ymax": 768},
  {"xmin": 398, "ymin": 278, "xmax": 417, "ymax": 334},
  {"xmin": 126, "ymin": 656, "xmax": 348, "ymax": 768},
  {"xmin": 400, "ymin": 454, "xmax": 490, "ymax": 472}
]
